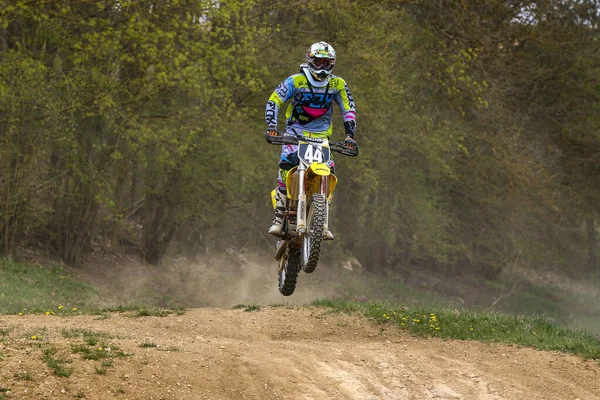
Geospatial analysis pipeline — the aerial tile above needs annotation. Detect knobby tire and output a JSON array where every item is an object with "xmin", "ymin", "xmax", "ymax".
[
  {"xmin": 279, "ymin": 247, "xmax": 300, "ymax": 296},
  {"xmin": 302, "ymin": 194, "xmax": 327, "ymax": 273}
]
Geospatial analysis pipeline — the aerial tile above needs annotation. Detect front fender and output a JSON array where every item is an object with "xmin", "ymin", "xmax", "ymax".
[{"xmin": 309, "ymin": 162, "xmax": 330, "ymax": 176}]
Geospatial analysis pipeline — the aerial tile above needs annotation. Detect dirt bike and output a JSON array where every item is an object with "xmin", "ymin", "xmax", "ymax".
[{"xmin": 265, "ymin": 132, "xmax": 359, "ymax": 296}]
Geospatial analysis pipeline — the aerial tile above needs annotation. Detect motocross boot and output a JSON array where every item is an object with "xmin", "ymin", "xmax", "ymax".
[{"xmin": 268, "ymin": 190, "xmax": 287, "ymax": 236}]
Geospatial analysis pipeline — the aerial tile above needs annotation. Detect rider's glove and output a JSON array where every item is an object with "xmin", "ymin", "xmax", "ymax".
[
  {"xmin": 266, "ymin": 128, "xmax": 280, "ymax": 137},
  {"xmin": 344, "ymin": 135, "xmax": 357, "ymax": 149},
  {"xmin": 265, "ymin": 128, "xmax": 280, "ymax": 143}
]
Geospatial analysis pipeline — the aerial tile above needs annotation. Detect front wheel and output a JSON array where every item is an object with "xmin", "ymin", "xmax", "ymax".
[
  {"xmin": 301, "ymin": 194, "xmax": 327, "ymax": 273},
  {"xmin": 278, "ymin": 246, "xmax": 300, "ymax": 296}
]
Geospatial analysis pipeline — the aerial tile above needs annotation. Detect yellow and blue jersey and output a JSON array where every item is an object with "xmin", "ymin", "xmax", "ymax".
[{"xmin": 265, "ymin": 68, "xmax": 356, "ymax": 138}]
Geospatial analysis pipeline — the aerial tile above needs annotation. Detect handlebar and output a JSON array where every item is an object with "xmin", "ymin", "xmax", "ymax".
[
  {"xmin": 265, "ymin": 132, "xmax": 359, "ymax": 157},
  {"xmin": 330, "ymin": 141, "xmax": 359, "ymax": 157},
  {"xmin": 265, "ymin": 133, "xmax": 298, "ymax": 146}
]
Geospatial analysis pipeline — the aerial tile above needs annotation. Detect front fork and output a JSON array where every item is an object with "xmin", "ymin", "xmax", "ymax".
[
  {"xmin": 323, "ymin": 176, "xmax": 330, "ymax": 233},
  {"xmin": 296, "ymin": 167, "xmax": 307, "ymax": 234}
]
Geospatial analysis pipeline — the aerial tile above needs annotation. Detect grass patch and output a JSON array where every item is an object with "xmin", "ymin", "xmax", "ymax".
[
  {"xmin": 42, "ymin": 347, "xmax": 73, "ymax": 377},
  {"xmin": 67, "ymin": 328, "xmax": 131, "ymax": 367},
  {"xmin": 312, "ymin": 299, "xmax": 600, "ymax": 360},
  {"xmin": 0, "ymin": 387, "xmax": 11, "ymax": 400},
  {"xmin": 139, "ymin": 341, "xmax": 157, "ymax": 348},
  {"xmin": 71, "ymin": 339, "xmax": 130, "ymax": 376},
  {"xmin": 267, "ymin": 303, "xmax": 307, "ymax": 311},
  {"xmin": 96, "ymin": 305, "xmax": 184, "ymax": 317},
  {"xmin": 71, "ymin": 344, "xmax": 111, "ymax": 361},
  {"xmin": 0, "ymin": 259, "xmax": 100, "ymax": 314},
  {"xmin": 0, "ymin": 256, "xmax": 190, "ymax": 318},
  {"xmin": 0, "ymin": 327, "xmax": 12, "ymax": 336},
  {"xmin": 26, "ymin": 327, "xmax": 47, "ymax": 343},
  {"xmin": 101, "ymin": 304, "xmax": 148, "ymax": 313},
  {"xmin": 61, "ymin": 328, "xmax": 113, "ymax": 345},
  {"xmin": 134, "ymin": 307, "xmax": 171, "ymax": 317},
  {"xmin": 95, "ymin": 360, "xmax": 113, "ymax": 375},
  {"xmin": 14, "ymin": 371, "xmax": 34, "ymax": 381},
  {"xmin": 71, "ymin": 343, "xmax": 130, "ymax": 360},
  {"xmin": 0, "ymin": 259, "xmax": 187, "ymax": 318},
  {"xmin": 233, "ymin": 304, "xmax": 261, "ymax": 312}
]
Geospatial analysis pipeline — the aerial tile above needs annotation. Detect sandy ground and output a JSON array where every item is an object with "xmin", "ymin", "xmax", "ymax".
[{"xmin": 1, "ymin": 307, "xmax": 599, "ymax": 400}]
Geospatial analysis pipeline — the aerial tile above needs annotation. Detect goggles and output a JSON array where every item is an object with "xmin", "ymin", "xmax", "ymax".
[{"xmin": 312, "ymin": 58, "xmax": 333, "ymax": 68}]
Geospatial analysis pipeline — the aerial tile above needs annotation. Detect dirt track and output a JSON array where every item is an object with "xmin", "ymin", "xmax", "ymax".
[{"xmin": 1, "ymin": 307, "xmax": 599, "ymax": 400}]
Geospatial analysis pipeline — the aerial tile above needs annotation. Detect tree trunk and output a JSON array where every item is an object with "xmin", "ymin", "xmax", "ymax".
[{"xmin": 141, "ymin": 193, "xmax": 178, "ymax": 265}]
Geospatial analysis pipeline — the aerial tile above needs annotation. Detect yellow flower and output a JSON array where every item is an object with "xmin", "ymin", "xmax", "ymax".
[
  {"xmin": 97, "ymin": 347, "xmax": 103, "ymax": 351},
  {"xmin": 18, "ymin": 312, "xmax": 23, "ymax": 316},
  {"xmin": 414, "ymin": 319, "xmax": 421, "ymax": 323},
  {"xmin": 45, "ymin": 311, "xmax": 51, "ymax": 315},
  {"xmin": 31, "ymin": 335, "xmax": 37, "ymax": 340},
  {"xmin": 469, "ymin": 327, "xmax": 474, "ymax": 331},
  {"xmin": 435, "ymin": 327, "xmax": 440, "ymax": 331},
  {"xmin": 72, "ymin": 307, "xmax": 78, "ymax": 311},
  {"xmin": 532, "ymin": 331, "xmax": 537, "ymax": 335},
  {"xmin": 58, "ymin": 305, "xmax": 64, "ymax": 310}
]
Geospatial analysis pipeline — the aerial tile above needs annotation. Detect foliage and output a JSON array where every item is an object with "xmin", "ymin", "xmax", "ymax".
[{"xmin": 0, "ymin": 0, "xmax": 598, "ymax": 279}]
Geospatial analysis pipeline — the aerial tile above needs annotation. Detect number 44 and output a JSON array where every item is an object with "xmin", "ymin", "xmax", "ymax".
[{"xmin": 304, "ymin": 145, "xmax": 323, "ymax": 163}]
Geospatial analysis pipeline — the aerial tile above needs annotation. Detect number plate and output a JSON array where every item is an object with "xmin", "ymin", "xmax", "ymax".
[{"xmin": 298, "ymin": 141, "xmax": 330, "ymax": 164}]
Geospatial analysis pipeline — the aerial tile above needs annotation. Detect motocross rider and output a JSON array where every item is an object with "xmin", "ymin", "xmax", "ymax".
[{"xmin": 265, "ymin": 41, "xmax": 357, "ymax": 240}]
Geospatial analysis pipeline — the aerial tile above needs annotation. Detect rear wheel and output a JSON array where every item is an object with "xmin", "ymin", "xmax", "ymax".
[
  {"xmin": 278, "ymin": 246, "xmax": 300, "ymax": 296},
  {"xmin": 302, "ymin": 194, "xmax": 327, "ymax": 273}
]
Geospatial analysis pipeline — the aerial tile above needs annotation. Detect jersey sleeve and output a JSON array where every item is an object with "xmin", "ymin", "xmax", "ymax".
[
  {"xmin": 334, "ymin": 78, "xmax": 357, "ymax": 137},
  {"xmin": 265, "ymin": 76, "xmax": 295, "ymax": 129}
]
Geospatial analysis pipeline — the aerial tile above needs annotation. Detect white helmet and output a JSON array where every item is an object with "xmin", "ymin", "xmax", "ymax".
[{"xmin": 305, "ymin": 41, "xmax": 336, "ymax": 81}]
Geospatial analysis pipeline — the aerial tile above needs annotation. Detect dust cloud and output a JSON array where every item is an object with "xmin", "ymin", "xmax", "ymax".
[
  {"xmin": 80, "ymin": 249, "xmax": 358, "ymax": 309},
  {"xmin": 79, "ymin": 248, "xmax": 600, "ymax": 336}
]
